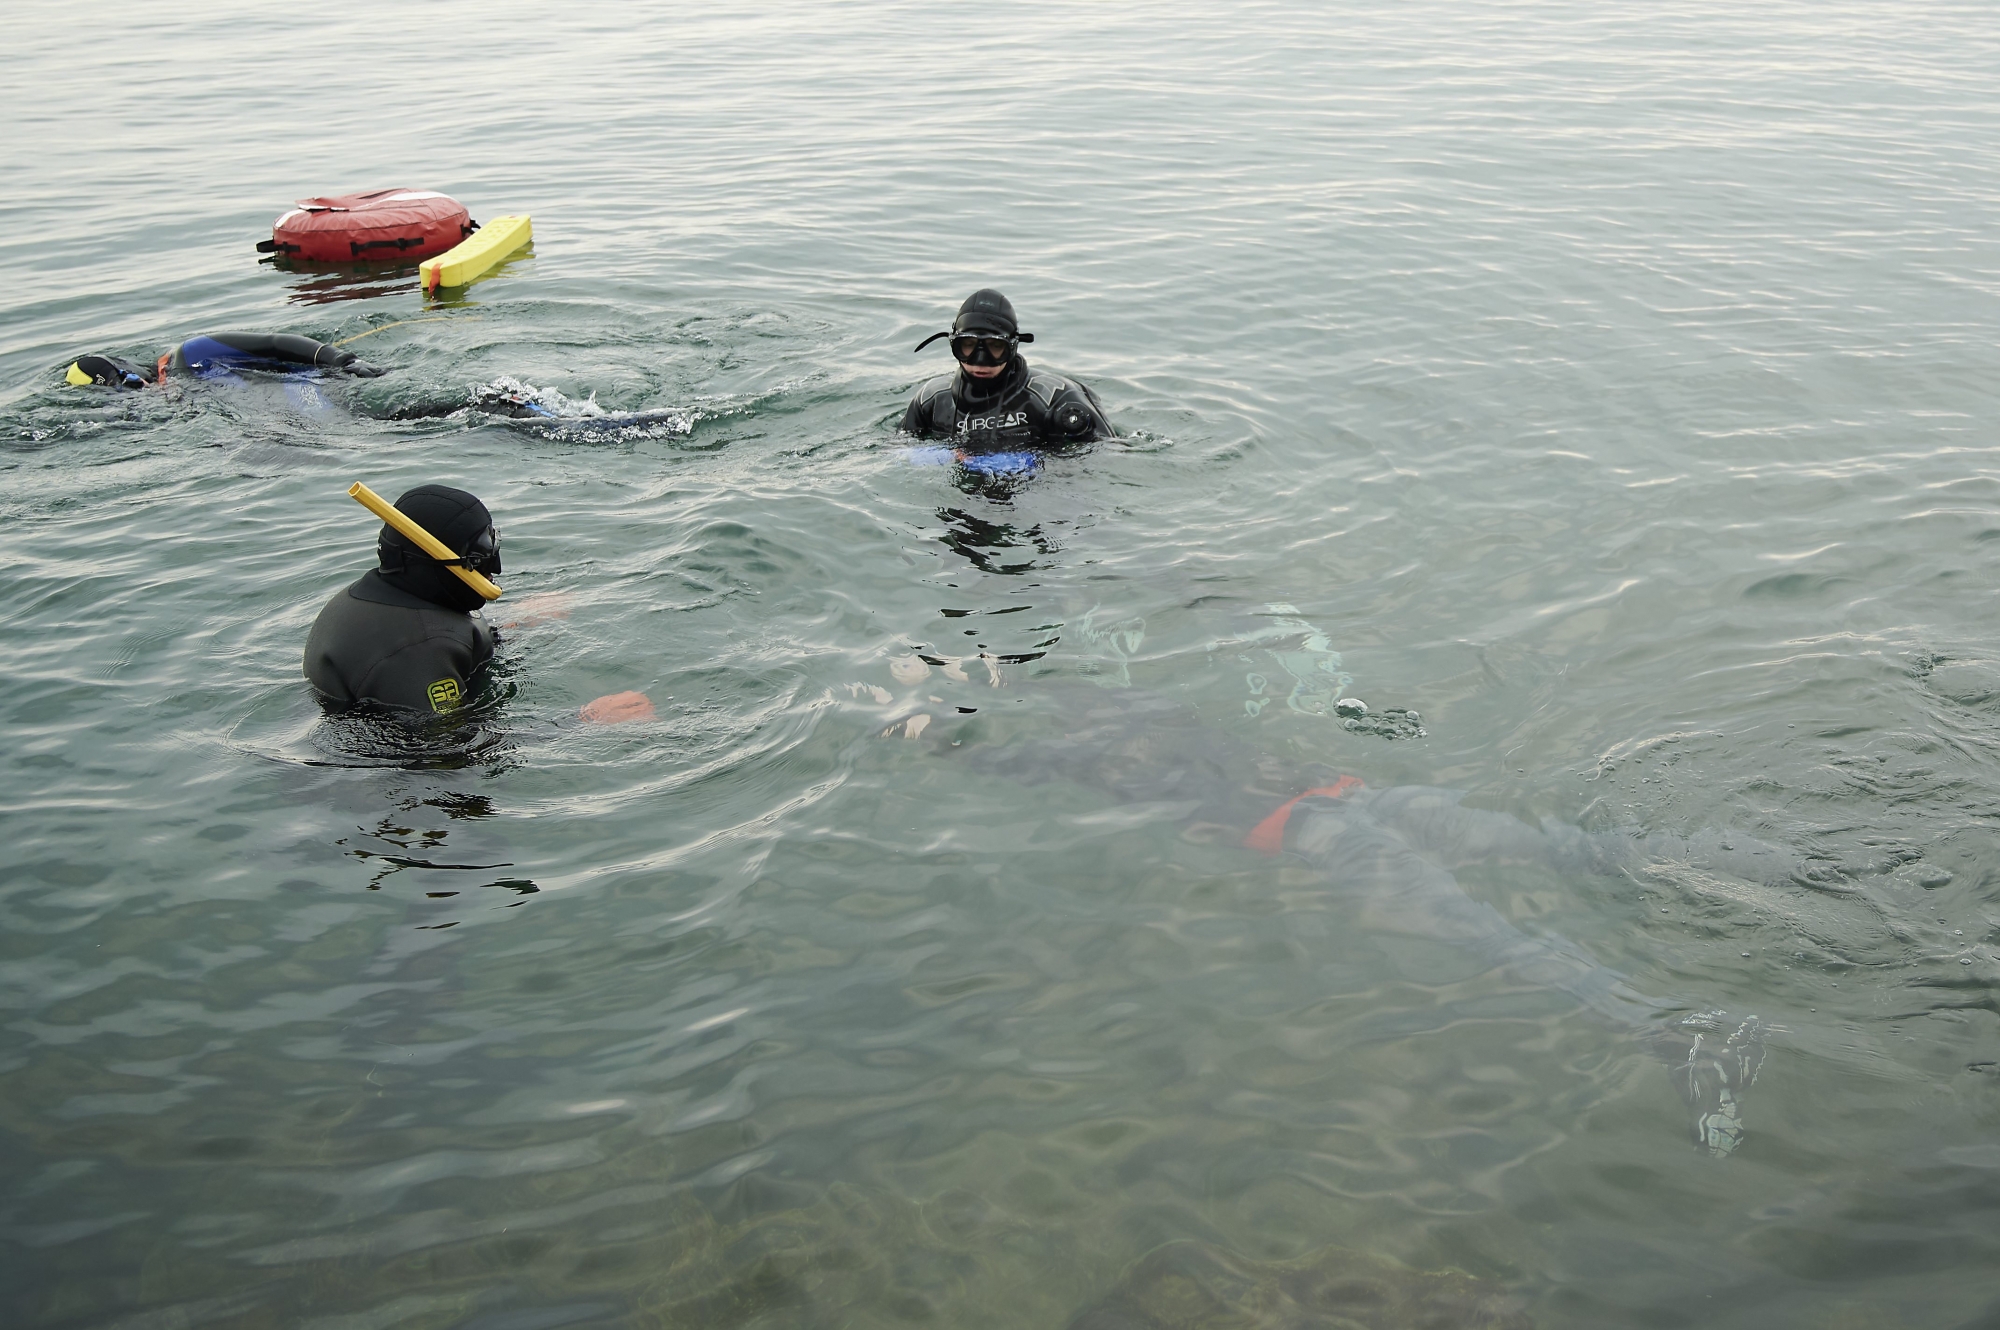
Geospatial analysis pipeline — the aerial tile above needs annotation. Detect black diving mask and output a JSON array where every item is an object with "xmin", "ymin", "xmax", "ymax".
[
  {"xmin": 433, "ymin": 526, "xmax": 502, "ymax": 575},
  {"xmin": 462, "ymin": 526, "xmax": 502, "ymax": 575},
  {"xmin": 913, "ymin": 328, "xmax": 1035, "ymax": 355},
  {"xmin": 951, "ymin": 335, "xmax": 1016, "ymax": 366}
]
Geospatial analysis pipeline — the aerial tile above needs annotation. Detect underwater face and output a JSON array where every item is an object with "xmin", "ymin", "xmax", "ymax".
[{"xmin": 65, "ymin": 354, "xmax": 154, "ymax": 390}]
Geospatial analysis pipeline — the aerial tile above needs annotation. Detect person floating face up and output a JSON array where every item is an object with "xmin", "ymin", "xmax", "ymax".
[{"xmin": 901, "ymin": 289, "xmax": 1112, "ymax": 450}]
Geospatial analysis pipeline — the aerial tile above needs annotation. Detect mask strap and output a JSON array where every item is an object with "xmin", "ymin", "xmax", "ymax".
[{"xmin": 380, "ymin": 539, "xmax": 475, "ymax": 569}]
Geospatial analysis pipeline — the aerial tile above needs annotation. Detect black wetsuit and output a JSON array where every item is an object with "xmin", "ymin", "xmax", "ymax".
[
  {"xmin": 899, "ymin": 357, "xmax": 1111, "ymax": 450},
  {"xmin": 303, "ymin": 570, "xmax": 497, "ymax": 715}
]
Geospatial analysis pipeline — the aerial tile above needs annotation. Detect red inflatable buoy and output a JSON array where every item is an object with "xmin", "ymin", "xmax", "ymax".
[{"xmin": 256, "ymin": 188, "xmax": 476, "ymax": 264}]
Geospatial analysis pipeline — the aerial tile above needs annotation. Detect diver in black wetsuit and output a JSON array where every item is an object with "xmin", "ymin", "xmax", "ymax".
[
  {"xmin": 901, "ymin": 290, "xmax": 1112, "ymax": 449},
  {"xmin": 303, "ymin": 485, "xmax": 501, "ymax": 717}
]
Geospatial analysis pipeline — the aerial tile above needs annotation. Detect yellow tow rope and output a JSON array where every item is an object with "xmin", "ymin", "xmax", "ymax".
[
  {"xmin": 332, "ymin": 315, "xmax": 471, "ymax": 348},
  {"xmin": 347, "ymin": 481, "xmax": 502, "ymax": 601}
]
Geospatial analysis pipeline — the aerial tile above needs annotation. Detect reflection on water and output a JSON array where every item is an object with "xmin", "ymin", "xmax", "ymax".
[
  {"xmin": 937, "ymin": 505, "xmax": 1061, "ymax": 576},
  {"xmin": 306, "ymin": 706, "xmax": 516, "ymax": 770},
  {"xmin": 263, "ymin": 248, "xmax": 535, "ymax": 306},
  {"xmin": 335, "ymin": 791, "xmax": 537, "ymax": 905},
  {"xmin": 268, "ymin": 259, "xmax": 424, "ymax": 307}
]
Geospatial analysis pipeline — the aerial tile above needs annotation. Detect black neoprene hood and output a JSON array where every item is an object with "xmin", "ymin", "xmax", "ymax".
[
  {"xmin": 374, "ymin": 484, "xmax": 500, "ymax": 613},
  {"xmin": 379, "ymin": 485, "xmax": 492, "ymax": 562},
  {"xmin": 954, "ymin": 289, "xmax": 1020, "ymax": 337}
]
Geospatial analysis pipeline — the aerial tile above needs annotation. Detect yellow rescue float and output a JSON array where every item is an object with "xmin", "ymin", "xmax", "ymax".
[{"xmin": 420, "ymin": 214, "xmax": 533, "ymax": 296}]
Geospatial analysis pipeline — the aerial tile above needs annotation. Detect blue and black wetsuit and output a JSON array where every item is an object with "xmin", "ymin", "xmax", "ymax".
[
  {"xmin": 169, "ymin": 332, "xmax": 384, "ymax": 379},
  {"xmin": 65, "ymin": 332, "xmax": 382, "ymax": 390},
  {"xmin": 66, "ymin": 334, "xmax": 684, "ymax": 432}
]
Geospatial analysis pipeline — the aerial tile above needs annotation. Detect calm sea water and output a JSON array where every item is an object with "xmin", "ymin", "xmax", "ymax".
[{"xmin": 6, "ymin": 1, "xmax": 2000, "ymax": 1326}]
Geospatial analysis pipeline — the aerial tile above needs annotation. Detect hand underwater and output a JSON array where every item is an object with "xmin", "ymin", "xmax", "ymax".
[
  {"xmin": 580, "ymin": 691, "xmax": 656, "ymax": 724},
  {"xmin": 498, "ymin": 592, "xmax": 574, "ymax": 630}
]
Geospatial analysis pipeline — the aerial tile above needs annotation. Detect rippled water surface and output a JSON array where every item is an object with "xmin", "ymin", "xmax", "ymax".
[{"xmin": 7, "ymin": 2, "xmax": 2000, "ymax": 1326}]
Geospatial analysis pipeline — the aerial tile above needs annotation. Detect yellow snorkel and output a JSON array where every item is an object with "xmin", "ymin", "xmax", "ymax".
[{"xmin": 348, "ymin": 481, "xmax": 503, "ymax": 601}]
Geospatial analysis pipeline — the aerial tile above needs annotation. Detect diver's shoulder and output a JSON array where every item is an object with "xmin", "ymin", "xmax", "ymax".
[
  {"xmin": 1024, "ymin": 368, "xmax": 1090, "ymax": 405},
  {"xmin": 1021, "ymin": 367, "xmax": 1111, "ymax": 438},
  {"xmin": 336, "ymin": 573, "xmax": 478, "ymax": 638}
]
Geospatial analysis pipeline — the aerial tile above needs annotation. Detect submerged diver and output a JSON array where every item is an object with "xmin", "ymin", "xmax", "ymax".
[
  {"xmin": 902, "ymin": 289, "xmax": 1112, "ymax": 450},
  {"xmin": 304, "ymin": 484, "xmax": 502, "ymax": 716},
  {"xmin": 925, "ymin": 687, "xmax": 1790, "ymax": 1156}
]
